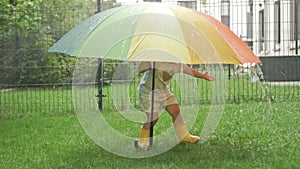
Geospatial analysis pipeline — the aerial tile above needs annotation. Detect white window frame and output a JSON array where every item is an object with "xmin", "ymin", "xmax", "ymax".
[{"xmin": 177, "ymin": 1, "xmax": 197, "ymax": 10}]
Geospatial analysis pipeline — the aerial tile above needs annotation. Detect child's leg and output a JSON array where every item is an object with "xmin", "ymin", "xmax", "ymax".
[
  {"xmin": 165, "ymin": 104, "xmax": 200, "ymax": 143},
  {"xmin": 165, "ymin": 103, "xmax": 185, "ymax": 125},
  {"xmin": 137, "ymin": 112, "xmax": 159, "ymax": 149},
  {"xmin": 142, "ymin": 112, "xmax": 159, "ymax": 130}
]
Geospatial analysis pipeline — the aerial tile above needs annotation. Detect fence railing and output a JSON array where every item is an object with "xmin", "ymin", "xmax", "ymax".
[
  {"xmin": 1, "ymin": 61, "xmax": 299, "ymax": 118},
  {"xmin": 1, "ymin": 1, "xmax": 300, "ymax": 118}
]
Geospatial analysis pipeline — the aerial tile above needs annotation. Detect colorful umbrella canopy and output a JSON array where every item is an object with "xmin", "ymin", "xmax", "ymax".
[{"xmin": 49, "ymin": 3, "xmax": 261, "ymax": 65}]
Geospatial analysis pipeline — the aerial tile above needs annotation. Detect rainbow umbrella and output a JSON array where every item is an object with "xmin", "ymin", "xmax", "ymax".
[
  {"xmin": 49, "ymin": 3, "xmax": 261, "ymax": 149},
  {"xmin": 49, "ymin": 3, "xmax": 261, "ymax": 64}
]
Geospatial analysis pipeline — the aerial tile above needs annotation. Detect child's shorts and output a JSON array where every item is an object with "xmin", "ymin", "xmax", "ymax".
[{"xmin": 139, "ymin": 87, "xmax": 178, "ymax": 114}]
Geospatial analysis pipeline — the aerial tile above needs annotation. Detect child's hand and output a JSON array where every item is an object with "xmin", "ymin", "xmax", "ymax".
[{"xmin": 203, "ymin": 72, "xmax": 215, "ymax": 81}]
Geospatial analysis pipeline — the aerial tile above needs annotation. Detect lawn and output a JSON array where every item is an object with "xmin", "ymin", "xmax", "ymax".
[{"xmin": 0, "ymin": 99, "xmax": 299, "ymax": 168}]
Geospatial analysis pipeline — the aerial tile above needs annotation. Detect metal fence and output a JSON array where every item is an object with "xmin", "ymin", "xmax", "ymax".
[{"xmin": 0, "ymin": 1, "xmax": 300, "ymax": 117}]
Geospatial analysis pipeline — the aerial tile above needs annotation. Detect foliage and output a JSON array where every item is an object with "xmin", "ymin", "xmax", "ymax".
[
  {"xmin": 101, "ymin": 0, "xmax": 122, "ymax": 11},
  {"xmin": 201, "ymin": 0, "xmax": 207, "ymax": 5},
  {"xmin": 0, "ymin": 0, "xmax": 125, "ymax": 85},
  {"xmin": 0, "ymin": 0, "xmax": 95, "ymax": 85}
]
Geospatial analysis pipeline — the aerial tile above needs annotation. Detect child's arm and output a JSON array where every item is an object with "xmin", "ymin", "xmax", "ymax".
[{"xmin": 182, "ymin": 64, "xmax": 214, "ymax": 81}]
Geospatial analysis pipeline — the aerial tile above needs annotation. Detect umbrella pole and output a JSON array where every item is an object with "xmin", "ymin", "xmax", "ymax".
[
  {"xmin": 133, "ymin": 62, "xmax": 156, "ymax": 150},
  {"xmin": 149, "ymin": 61, "xmax": 156, "ymax": 149}
]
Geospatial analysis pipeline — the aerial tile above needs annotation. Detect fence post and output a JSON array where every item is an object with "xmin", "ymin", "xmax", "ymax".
[
  {"xmin": 96, "ymin": 0, "xmax": 103, "ymax": 111},
  {"xmin": 97, "ymin": 59, "xmax": 104, "ymax": 110},
  {"xmin": 97, "ymin": 0, "xmax": 101, "ymax": 13}
]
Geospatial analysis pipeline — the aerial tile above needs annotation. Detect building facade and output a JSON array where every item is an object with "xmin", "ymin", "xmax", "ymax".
[{"xmin": 116, "ymin": 0, "xmax": 299, "ymax": 56}]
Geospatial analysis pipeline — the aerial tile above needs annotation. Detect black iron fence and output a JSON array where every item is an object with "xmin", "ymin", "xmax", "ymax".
[
  {"xmin": 1, "ymin": 1, "xmax": 300, "ymax": 117},
  {"xmin": 1, "ymin": 60, "xmax": 299, "ymax": 117}
]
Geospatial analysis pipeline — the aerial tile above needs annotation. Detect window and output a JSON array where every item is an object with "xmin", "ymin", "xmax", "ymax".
[
  {"xmin": 259, "ymin": 9, "xmax": 264, "ymax": 52},
  {"xmin": 177, "ymin": 1, "xmax": 196, "ymax": 10},
  {"xmin": 247, "ymin": 1, "xmax": 253, "ymax": 39},
  {"xmin": 221, "ymin": 0, "xmax": 230, "ymax": 27},
  {"xmin": 296, "ymin": 0, "xmax": 300, "ymax": 40},
  {"xmin": 290, "ymin": 0, "xmax": 295, "ymax": 40},
  {"xmin": 290, "ymin": 0, "xmax": 300, "ymax": 40},
  {"xmin": 274, "ymin": 1, "xmax": 281, "ymax": 44}
]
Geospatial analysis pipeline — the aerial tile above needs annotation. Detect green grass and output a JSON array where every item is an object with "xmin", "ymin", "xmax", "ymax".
[{"xmin": 1, "ymin": 99, "xmax": 299, "ymax": 168}]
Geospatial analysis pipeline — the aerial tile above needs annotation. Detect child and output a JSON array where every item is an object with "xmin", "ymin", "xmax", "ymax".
[{"xmin": 137, "ymin": 62, "xmax": 214, "ymax": 149}]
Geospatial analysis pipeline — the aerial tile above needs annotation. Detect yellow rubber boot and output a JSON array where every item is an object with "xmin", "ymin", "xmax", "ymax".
[
  {"xmin": 138, "ymin": 126, "xmax": 150, "ymax": 149},
  {"xmin": 174, "ymin": 124, "xmax": 200, "ymax": 144}
]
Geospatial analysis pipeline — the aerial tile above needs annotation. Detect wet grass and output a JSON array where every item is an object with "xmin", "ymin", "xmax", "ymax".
[{"xmin": 0, "ymin": 99, "xmax": 299, "ymax": 168}]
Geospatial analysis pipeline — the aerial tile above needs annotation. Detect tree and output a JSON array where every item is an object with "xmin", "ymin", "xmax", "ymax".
[
  {"xmin": 0, "ymin": 0, "xmax": 96, "ymax": 85},
  {"xmin": 0, "ymin": 0, "xmax": 44, "ymax": 84}
]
